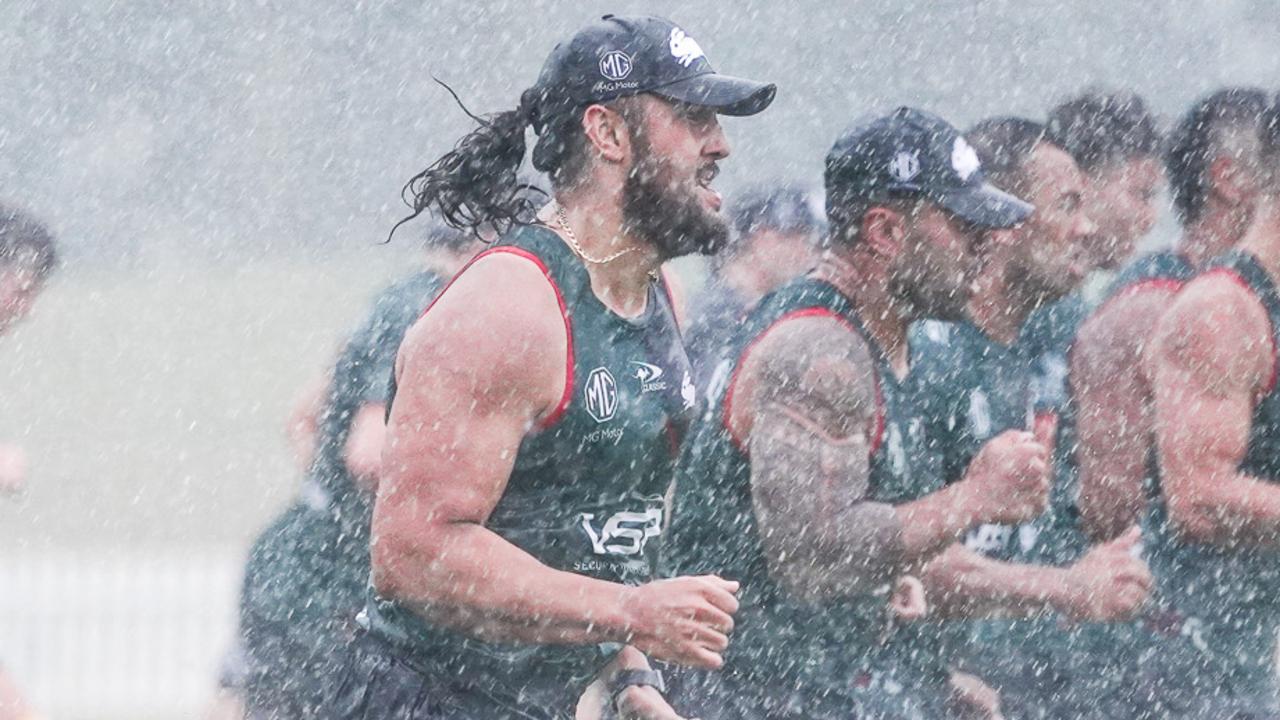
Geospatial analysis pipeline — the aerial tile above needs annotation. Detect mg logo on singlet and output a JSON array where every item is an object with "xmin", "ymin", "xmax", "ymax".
[
  {"xmin": 584, "ymin": 367, "xmax": 619, "ymax": 423},
  {"xmin": 579, "ymin": 508, "xmax": 664, "ymax": 556}
]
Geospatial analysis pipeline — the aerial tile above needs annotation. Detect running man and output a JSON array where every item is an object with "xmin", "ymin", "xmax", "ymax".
[
  {"xmin": 909, "ymin": 117, "xmax": 1151, "ymax": 720},
  {"xmin": 326, "ymin": 15, "xmax": 775, "ymax": 720},
  {"xmin": 667, "ymin": 107, "xmax": 1047, "ymax": 720},
  {"xmin": 239, "ymin": 222, "xmax": 480, "ymax": 719},
  {"xmin": 1061, "ymin": 90, "xmax": 1268, "ymax": 719},
  {"xmin": 1071, "ymin": 88, "xmax": 1269, "ymax": 540},
  {"xmin": 1146, "ymin": 95, "xmax": 1280, "ymax": 717}
]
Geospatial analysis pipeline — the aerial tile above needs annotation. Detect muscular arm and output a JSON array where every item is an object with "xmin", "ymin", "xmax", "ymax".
[
  {"xmin": 370, "ymin": 253, "xmax": 634, "ymax": 646},
  {"xmin": 1074, "ymin": 288, "xmax": 1177, "ymax": 541},
  {"xmin": 734, "ymin": 318, "xmax": 980, "ymax": 601},
  {"xmin": 1152, "ymin": 275, "xmax": 1280, "ymax": 545},
  {"xmin": 921, "ymin": 545, "xmax": 1075, "ymax": 618}
]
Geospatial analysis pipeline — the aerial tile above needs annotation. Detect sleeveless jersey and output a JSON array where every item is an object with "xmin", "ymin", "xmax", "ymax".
[
  {"xmin": 667, "ymin": 276, "xmax": 937, "ymax": 706},
  {"xmin": 909, "ymin": 317, "xmax": 1066, "ymax": 690},
  {"xmin": 1145, "ymin": 249, "xmax": 1280, "ymax": 692},
  {"xmin": 365, "ymin": 224, "xmax": 696, "ymax": 714}
]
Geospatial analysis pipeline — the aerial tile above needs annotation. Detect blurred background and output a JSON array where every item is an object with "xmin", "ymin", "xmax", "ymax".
[{"xmin": 0, "ymin": 0, "xmax": 1277, "ymax": 717}]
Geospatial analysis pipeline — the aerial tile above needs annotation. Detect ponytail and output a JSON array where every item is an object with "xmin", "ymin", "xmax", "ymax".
[{"xmin": 389, "ymin": 80, "xmax": 547, "ymax": 242}]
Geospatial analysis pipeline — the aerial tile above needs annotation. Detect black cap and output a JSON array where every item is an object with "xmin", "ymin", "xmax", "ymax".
[
  {"xmin": 522, "ymin": 14, "xmax": 776, "ymax": 133},
  {"xmin": 825, "ymin": 107, "xmax": 1032, "ymax": 228}
]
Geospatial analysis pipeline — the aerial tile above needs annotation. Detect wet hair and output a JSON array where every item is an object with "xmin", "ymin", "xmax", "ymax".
[
  {"xmin": 729, "ymin": 184, "xmax": 825, "ymax": 239},
  {"xmin": 392, "ymin": 81, "xmax": 643, "ymax": 241},
  {"xmin": 965, "ymin": 117, "xmax": 1054, "ymax": 193},
  {"xmin": 1046, "ymin": 91, "xmax": 1162, "ymax": 174},
  {"xmin": 1166, "ymin": 88, "xmax": 1270, "ymax": 225},
  {"xmin": 1249, "ymin": 95, "xmax": 1280, "ymax": 189},
  {"xmin": 0, "ymin": 205, "xmax": 56, "ymax": 279}
]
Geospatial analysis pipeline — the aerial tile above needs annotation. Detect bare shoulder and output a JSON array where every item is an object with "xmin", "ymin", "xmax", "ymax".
[
  {"xmin": 1075, "ymin": 284, "xmax": 1182, "ymax": 374},
  {"xmin": 741, "ymin": 313, "xmax": 879, "ymax": 436},
  {"xmin": 396, "ymin": 250, "xmax": 568, "ymax": 419},
  {"xmin": 1156, "ymin": 272, "xmax": 1272, "ymax": 388}
]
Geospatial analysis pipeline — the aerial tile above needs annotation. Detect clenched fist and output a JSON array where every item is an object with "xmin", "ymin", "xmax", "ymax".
[
  {"xmin": 621, "ymin": 575, "xmax": 739, "ymax": 669},
  {"xmin": 960, "ymin": 430, "xmax": 1050, "ymax": 526},
  {"xmin": 1063, "ymin": 526, "xmax": 1152, "ymax": 622}
]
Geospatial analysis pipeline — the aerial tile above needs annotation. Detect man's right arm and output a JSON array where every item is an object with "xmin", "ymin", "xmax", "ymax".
[
  {"xmin": 1151, "ymin": 275, "xmax": 1280, "ymax": 545},
  {"xmin": 737, "ymin": 317, "xmax": 1045, "ymax": 601},
  {"xmin": 371, "ymin": 253, "xmax": 737, "ymax": 669}
]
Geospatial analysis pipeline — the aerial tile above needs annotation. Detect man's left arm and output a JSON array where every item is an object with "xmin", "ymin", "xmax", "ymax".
[{"xmin": 921, "ymin": 528, "xmax": 1150, "ymax": 621}]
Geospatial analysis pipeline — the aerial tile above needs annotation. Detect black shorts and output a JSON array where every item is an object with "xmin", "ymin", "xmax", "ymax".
[{"xmin": 319, "ymin": 631, "xmax": 566, "ymax": 720}]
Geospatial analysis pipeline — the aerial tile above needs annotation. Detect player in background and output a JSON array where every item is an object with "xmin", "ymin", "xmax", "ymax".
[
  {"xmin": 909, "ymin": 118, "xmax": 1151, "ymax": 720},
  {"xmin": 0, "ymin": 205, "xmax": 56, "ymax": 720},
  {"xmin": 684, "ymin": 183, "xmax": 824, "ymax": 399},
  {"xmin": 1146, "ymin": 94, "xmax": 1280, "ymax": 718},
  {"xmin": 238, "ymin": 222, "xmax": 480, "ymax": 719},
  {"xmin": 1071, "ymin": 88, "xmax": 1270, "ymax": 541}
]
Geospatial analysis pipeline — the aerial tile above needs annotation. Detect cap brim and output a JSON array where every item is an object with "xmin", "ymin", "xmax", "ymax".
[
  {"xmin": 652, "ymin": 73, "xmax": 776, "ymax": 116},
  {"xmin": 935, "ymin": 182, "xmax": 1033, "ymax": 229}
]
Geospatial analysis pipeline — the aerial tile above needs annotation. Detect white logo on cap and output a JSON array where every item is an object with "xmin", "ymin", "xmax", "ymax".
[
  {"xmin": 669, "ymin": 28, "xmax": 705, "ymax": 68},
  {"xmin": 599, "ymin": 51, "xmax": 634, "ymax": 81},
  {"xmin": 952, "ymin": 136, "xmax": 981, "ymax": 181},
  {"xmin": 889, "ymin": 150, "xmax": 921, "ymax": 183}
]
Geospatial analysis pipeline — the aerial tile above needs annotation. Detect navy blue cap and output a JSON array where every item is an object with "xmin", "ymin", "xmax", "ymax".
[
  {"xmin": 521, "ymin": 14, "xmax": 776, "ymax": 133},
  {"xmin": 826, "ymin": 107, "xmax": 1033, "ymax": 228}
]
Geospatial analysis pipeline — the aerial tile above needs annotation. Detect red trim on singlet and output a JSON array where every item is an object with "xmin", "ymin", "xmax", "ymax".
[
  {"xmin": 1112, "ymin": 278, "xmax": 1186, "ymax": 305},
  {"xmin": 722, "ymin": 308, "xmax": 886, "ymax": 457},
  {"xmin": 1202, "ymin": 267, "xmax": 1279, "ymax": 397},
  {"xmin": 415, "ymin": 246, "xmax": 575, "ymax": 431}
]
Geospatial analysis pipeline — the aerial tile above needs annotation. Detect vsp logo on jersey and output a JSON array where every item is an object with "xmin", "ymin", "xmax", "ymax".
[
  {"xmin": 598, "ymin": 50, "xmax": 633, "ymax": 81},
  {"xmin": 669, "ymin": 28, "xmax": 704, "ymax": 68},
  {"xmin": 585, "ymin": 367, "xmax": 619, "ymax": 423},
  {"xmin": 579, "ymin": 508, "xmax": 663, "ymax": 556}
]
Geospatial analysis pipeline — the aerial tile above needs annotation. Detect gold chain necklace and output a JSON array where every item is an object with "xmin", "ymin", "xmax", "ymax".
[{"xmin": 554, "ymin": 204, "xmax": 637, "ymax": 265}]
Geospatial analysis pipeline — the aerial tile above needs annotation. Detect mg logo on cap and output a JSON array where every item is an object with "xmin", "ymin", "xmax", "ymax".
[
  {"xmin": 889, "ymin": 150, "xmax": 921, "ymax": 183},
  {"xmin": 599, "ymin": 51, "xmax": 633, "ymax": 81},
  {"xmin": 584, "ymin": 367, "xmax": 619, "ymax": 423}
]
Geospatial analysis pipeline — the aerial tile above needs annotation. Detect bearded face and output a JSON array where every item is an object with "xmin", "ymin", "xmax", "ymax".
[
  {"xmin": 620, "ymin": 115, "xmax": 730, "ymax": 260},
  {"xmin": 888, "ymin": 206, "xmax": 980, "ymax": 322}
]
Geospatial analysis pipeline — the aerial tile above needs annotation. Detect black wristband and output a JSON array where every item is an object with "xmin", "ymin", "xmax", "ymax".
[{"xmin": 608, "ymin": 669, "xmax": 666, "ymax": 706}]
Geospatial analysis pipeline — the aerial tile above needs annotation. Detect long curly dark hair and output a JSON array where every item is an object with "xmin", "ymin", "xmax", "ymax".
[{"xmin": 388, "ymin": 80, "xmax": 551, "ymax": 242}]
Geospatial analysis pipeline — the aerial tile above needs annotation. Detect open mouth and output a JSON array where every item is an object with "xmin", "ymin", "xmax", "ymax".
[{"xmin": 696, "ymin": 163, "xmax": 722, "ymax": 211}]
